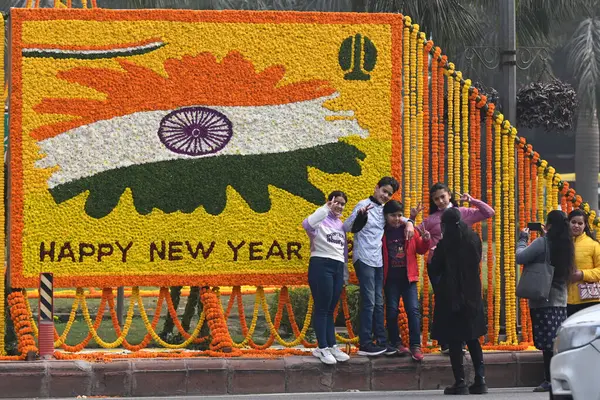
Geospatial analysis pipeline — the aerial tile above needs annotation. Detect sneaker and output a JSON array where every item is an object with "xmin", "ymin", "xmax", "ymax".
[
  {"xmin": 410, "ymin": 346, "xmax": 424, "ymax": 362},
  {"xmin": 396, "ymin": 344, "xmax": 412, "ymax": 357},
  {"xmin": 384, "ymin": 345, "xmax": 399, "ymax": 356},
  {"xmin": 357, "ymin": 342, "xmax": 387, "ymax": 356},
  {"xmin": 444, "ymin": 380, "xmax": 469, "ymax": 395},
  {"xmin": 312, "ymin": 347, "xmax": 337, "ymax": 365},
  {"xmin": 329, "ymin": 345, "xmax": 350, "ymax": 362},
  {"xmin": 533, "ymin": 380, "xmax": 551, "ymax": 392}
]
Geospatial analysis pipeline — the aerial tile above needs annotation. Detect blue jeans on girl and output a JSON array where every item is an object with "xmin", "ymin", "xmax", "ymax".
[{"xmin": 308, "ymin": 256, "xmax": 344, "ymax": 348}]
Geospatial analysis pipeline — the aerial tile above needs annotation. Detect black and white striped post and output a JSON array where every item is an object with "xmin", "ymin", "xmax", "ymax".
[{"xmin": 38, "ymin": 273, "xmax": 54, "ymax": 359}]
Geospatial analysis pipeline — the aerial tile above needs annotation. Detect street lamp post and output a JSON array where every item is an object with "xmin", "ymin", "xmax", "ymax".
[{"xmin": 501, "ymin": 0, "xmax": 517, "ymax": 123}]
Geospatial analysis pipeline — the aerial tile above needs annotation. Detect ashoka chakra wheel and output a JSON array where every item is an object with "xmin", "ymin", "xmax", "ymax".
[{"xmin": 158, "ymin": 106, "xmax": 233, "ymax": 156}]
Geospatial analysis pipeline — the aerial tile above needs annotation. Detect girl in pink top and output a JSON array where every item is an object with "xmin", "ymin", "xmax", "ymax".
[
  {"xmin": 410, "ymin": 182, "xmax": 495, "ymax": 353},
  {"xmin": 411, "ymin": 183, "xmax": 495, "ymax": 265}
]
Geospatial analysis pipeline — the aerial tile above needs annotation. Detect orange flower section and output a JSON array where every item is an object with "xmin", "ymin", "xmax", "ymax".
[{"xmin": 32, "ymin": 52, "xmax": 336, "ymax": 141}]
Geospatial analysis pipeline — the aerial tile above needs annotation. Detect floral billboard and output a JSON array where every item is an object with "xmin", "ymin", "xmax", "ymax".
[{"xmin": 10, "ymin": 9, "xmax": 402, "ymax": 287}]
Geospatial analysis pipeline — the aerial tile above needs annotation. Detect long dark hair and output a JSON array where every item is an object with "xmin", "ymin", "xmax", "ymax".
[
  {"xmin": 546, "ymin": 210, "xmax": 575, "ymax": 281},
  {"xmin": 439, "ymin": 207, "xmax": 482, "ymax": 315},
  {"xmin": 568, "ymin": 209, "xmax": 597, "ymax": 241},
  {"xmin": 429, "ymin": 182, "xmax": 459, "ymax": 215}
]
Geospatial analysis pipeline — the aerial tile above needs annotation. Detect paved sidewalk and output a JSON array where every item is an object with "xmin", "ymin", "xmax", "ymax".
[{"xmin": 0, "ymin": 351, "xmax": 544, "ymax": 398}]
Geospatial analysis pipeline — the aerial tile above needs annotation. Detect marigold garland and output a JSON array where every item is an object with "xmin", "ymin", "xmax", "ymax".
[
  {"xmin": 461, "ymin": 77, "xmax": 470, "ymax": 200},
  {"xmin": 403, "ymin": 17, "xmax": 411, "ymax": 204},
  {"xmin": 454, "ymin": 71, "xmax": 462, "ymax": 196},
  {"xmin": 6, "ymin": 291, "xmax": 38, "ymax": 359},
  {"xmin": 447, "ymin": 63, "xmax": 455, "ymax": 191},
  {"xmin": 408, "ymin": 23, "xmax": 418, "ymax": 211},
  {"xmin": 506, "ymin": 127, "xmax": 517, "ymax": 345},
  {"xmin": 438, "ymin": 55, "xmax": 447, "ymax": 180},
  {"xmin": 430, "ymin": 47, "xmax": 440, "ymax": 184},
  {"xmin": 485, "ymin": 104, "xmax": 495, "ymax": 344},
  {"xmin": 493, "ymin": 115, "xmax": 503, "ymax": 344},
  {"xmin": 517, "ymin": 144, "xmax": 529, "ymax": 344},
  {"xmin": 200, "ymin": 287, "xmax": 234, "ymax": 352}
]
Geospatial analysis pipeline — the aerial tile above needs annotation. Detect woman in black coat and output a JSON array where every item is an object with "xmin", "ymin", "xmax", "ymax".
[{"xmin": 429, "ymin": 207, "xmax": 487, "ymax": 395}]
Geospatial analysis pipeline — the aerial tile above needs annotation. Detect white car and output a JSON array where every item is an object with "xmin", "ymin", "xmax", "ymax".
[{"xmin": 551, "ymin": 303, "xmax": 600, "ymax": 400}]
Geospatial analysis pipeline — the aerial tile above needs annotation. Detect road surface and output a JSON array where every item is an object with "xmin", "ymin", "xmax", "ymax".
[{"xmin": 46, "ymin": 388, "xmax": 549, "ymax": 400}]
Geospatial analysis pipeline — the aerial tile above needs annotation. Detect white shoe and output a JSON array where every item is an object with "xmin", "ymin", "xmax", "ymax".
[
  {"xmin": 312, "ymin": 347, "xmax": 337, "ymax": 365},
  {"xmin": 329, "ymin": 345, "xmax": 350, "ymax": 362}
]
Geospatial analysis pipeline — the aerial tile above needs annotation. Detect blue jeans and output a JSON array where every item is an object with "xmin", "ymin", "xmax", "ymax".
[
  {"xmin": 384, "ymin": 269, "xmax": 421, "ymax": 348},
  {"xmin": 308, "ymin": 256, "xmax": 344, "ymax": 349},
  {"xmin": 354, "ymin": 260, "xmax": 386, "ymax": 346}
]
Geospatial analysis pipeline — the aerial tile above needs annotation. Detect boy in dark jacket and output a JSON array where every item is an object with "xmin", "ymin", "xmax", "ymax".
[{"xmin": 382, "ymin": 200, "xmax": 430, "ymax": 361}]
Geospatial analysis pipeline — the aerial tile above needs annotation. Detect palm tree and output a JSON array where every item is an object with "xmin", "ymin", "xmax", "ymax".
[{"xmin": 566, "ymin": 1, "xmax": 600, "ymax": 208}]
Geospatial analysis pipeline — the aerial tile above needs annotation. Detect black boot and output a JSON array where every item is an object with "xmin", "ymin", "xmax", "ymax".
[
  {"xmin": 469, "ymin": 375, "xmax": 488, "ymax": 395},
  {"xmin": 467, "ymin": 339, "xmax": 488, "ymax": 394},
  {"xmin": 445, "ymin": 349, "xmax": 469, "ymax": 395},
  {"xmin": 444, "ymin": 380, "xmax": 469, "ymax": 395}
]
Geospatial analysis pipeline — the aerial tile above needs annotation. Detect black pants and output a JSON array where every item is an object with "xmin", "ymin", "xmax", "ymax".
[
  {"xmin": 543, "ymin": 350, "xmax": 552, "ymax": 382},
  {"xmin": 448, "ymin": 339, "xmax": 485, "ymax": 382},
  {"xmin": 428, "ymin": 266, "xmax": 446, "ymax": 348},
  {"xmin": 567, "ymin": 302, "xmax": 598, "ymax": 317}
]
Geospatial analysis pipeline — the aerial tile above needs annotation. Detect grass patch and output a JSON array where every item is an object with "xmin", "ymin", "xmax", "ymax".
[{"xmin": 30, "ymin": 291, "xmax": 276, "ymax": 348}]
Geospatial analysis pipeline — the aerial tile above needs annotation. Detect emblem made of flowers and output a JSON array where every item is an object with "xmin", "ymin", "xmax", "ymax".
[{"xmin": 32, "ymin": 51, "xmax": 368, "ymax": 218}]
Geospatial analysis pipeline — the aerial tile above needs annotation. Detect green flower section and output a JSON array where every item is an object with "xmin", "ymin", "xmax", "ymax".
[{"xmin": 49, "ymin": 141, "xmax": 366, "ymax": 219}]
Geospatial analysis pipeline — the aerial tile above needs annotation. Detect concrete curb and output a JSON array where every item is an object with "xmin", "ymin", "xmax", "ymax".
[{"xmin": 0, "ymin": 351, "xmax": 544, "ymax": 398}]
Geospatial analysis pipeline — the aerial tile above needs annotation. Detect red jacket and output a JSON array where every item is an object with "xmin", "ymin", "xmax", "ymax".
[{"xmin": 382, "ymin": 229, "xmax": 430, "ymax": 284}]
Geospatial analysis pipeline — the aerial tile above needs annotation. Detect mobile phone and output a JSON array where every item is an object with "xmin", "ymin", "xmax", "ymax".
[{"xmin": 527, "ymin": 222, "xmax": 543, "ymax": 231}]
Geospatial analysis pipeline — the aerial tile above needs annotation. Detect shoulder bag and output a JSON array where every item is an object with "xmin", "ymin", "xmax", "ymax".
[{"xmin": 516, "ymin": 237, "xmax": 555, "ymax": 301}]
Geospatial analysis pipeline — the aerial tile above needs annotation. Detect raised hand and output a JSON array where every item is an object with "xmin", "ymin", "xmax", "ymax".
[
  {"xmin": 358, "ymin": 204, "xmax": 374, "ymax": 215},
  {"xmin": 410, "ymin": 202, "xmax": 424, "ymax": 220},
  {"xmin": 459, "ymin": 193, "xmax": 473, "ymax": 203}
]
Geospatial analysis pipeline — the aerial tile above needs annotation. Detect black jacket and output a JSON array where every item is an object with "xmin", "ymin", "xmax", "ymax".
[{"xmin": 429, "ymin": 229, "xmax": 486, "ymax": 343}]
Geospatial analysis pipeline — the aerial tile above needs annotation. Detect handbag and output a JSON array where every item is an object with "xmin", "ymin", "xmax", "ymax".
[
  {"xmin": 578, "ymin": 282, "xmax": 600, "ymax": 300},
  {"xmin": 516, "ymin": 237, "xmax": 555, "ymax": 301}
]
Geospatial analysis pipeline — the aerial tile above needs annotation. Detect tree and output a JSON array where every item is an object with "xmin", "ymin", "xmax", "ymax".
[{"xmin": 566, "ymin": 2, "xmax": 600, "ymax": 208}]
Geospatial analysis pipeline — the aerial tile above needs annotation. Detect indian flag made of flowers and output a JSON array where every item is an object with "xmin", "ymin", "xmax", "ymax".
[{"xmin": 10, "ymin": 9, "xmax": 403, "ymax": 288}]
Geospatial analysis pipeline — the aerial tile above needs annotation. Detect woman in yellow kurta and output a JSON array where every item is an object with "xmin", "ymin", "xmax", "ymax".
[{"xmin": 567, "ymin": 209, "xmax": 600, "ymax": 317}]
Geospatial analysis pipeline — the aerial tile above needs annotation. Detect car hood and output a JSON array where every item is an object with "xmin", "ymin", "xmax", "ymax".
[{"xmin": 563, "ymin": 304, "xmax": 600, "ymax": 327}]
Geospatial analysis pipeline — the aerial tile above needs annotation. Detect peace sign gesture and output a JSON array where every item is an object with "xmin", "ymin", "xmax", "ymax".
[
  {"xmin": 410, "ymin": 202, "xmax": 424, "ymax": 220},
  {"xmin": 358, "ymin": 204, "xmax": 374, "ymax": 215}
]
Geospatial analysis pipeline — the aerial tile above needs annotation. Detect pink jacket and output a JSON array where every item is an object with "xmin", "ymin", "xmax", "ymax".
[{"xmin": 418, "ymin": 199, "xmax": 495, "ymax": 263}]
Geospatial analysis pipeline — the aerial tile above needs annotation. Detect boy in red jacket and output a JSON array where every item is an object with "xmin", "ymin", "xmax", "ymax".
[{"xmin": 382, "ymin": 200, "xmax": 430, "ymax": 361}]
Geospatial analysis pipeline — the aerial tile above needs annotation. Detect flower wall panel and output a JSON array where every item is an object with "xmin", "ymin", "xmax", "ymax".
[{"xmin": 10, "ymin": 9, "xmax": 403, "ymax": 288}]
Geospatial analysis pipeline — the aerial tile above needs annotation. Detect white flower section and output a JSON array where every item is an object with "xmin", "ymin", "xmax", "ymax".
[{"xmin": 35, "ymin": 93, "xmax": 368, "ymax": 188}]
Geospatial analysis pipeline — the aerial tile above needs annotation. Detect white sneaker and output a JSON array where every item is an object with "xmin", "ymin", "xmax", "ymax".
[
  {"xmin": 329, "ymin": 345, "xmax": 350, "ymax": 362},
  {"xmin": 312, "ymin": 347, "xmax": 337, "ymax": 365}
]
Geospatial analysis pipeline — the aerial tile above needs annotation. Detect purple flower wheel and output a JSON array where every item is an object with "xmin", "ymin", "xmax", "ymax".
[{"xmin": 158, "ymin": 106, "xmax": 233, "ymax": 156}]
